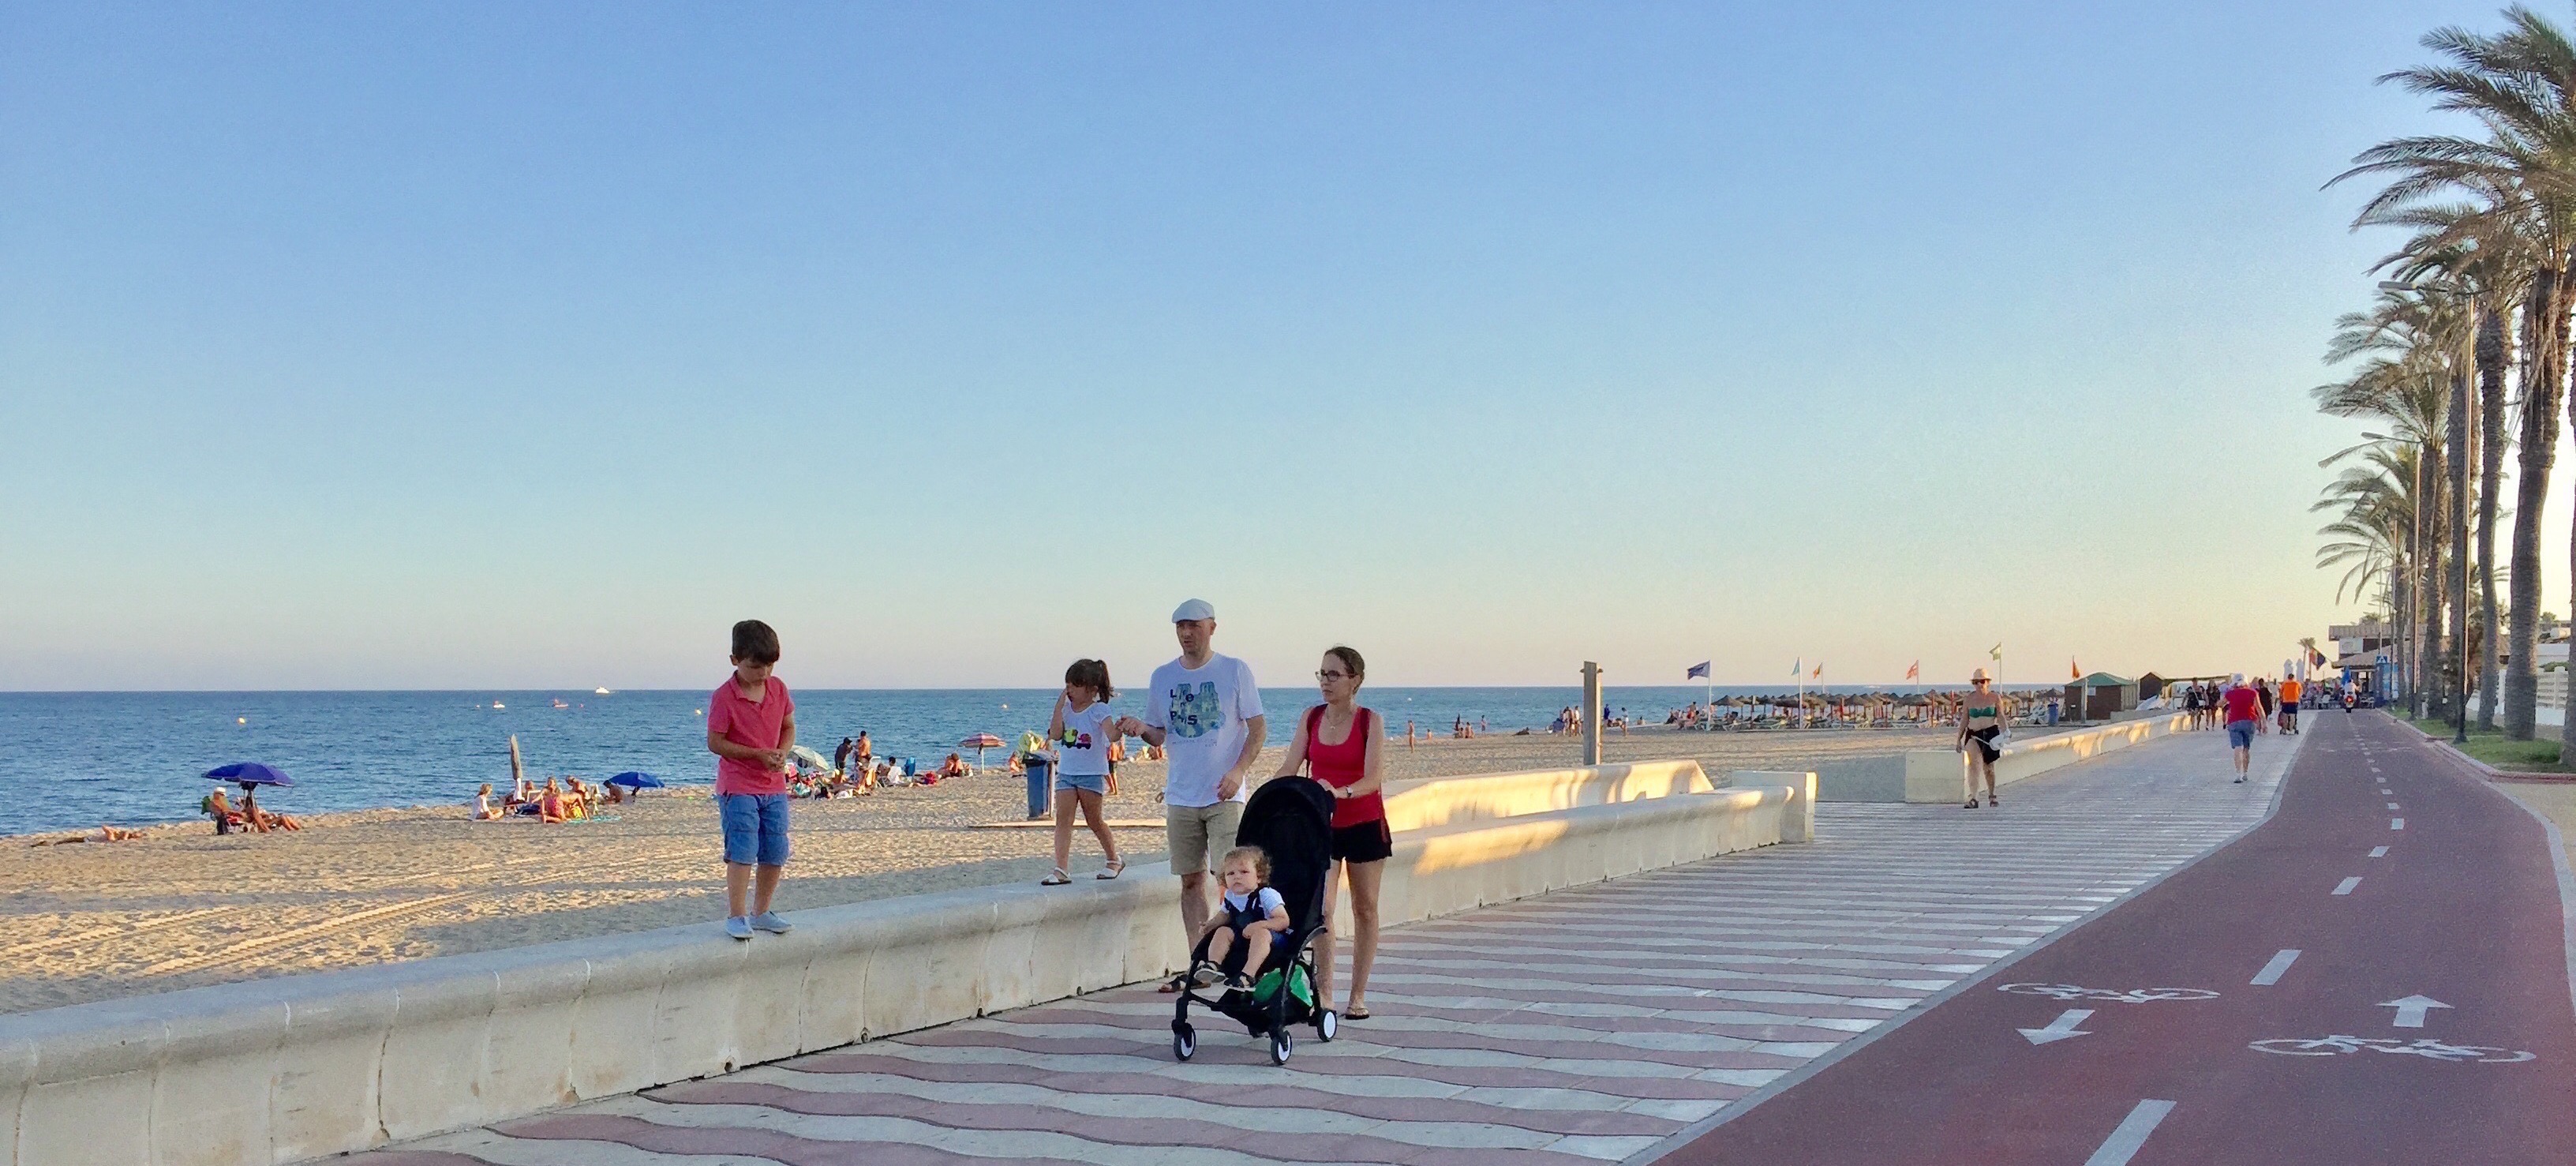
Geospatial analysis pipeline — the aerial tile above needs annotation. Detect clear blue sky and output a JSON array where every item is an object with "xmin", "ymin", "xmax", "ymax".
[{"xmin": 2, "ymin": 0, "xmax": 2555, "ymax": 691}]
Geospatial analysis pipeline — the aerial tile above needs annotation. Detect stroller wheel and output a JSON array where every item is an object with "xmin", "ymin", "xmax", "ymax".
[
  {"xmin": 1316, "ymin": 1009, "xmax": 1337, "ymax": 1042},
  {"xmin": 1172, "ymin": 1022, "xmax": 1196, "ymax": 1062},
  {"xmin": 1269, "ymin": 1029, "xmax": 1294, "ymax": 1066}
]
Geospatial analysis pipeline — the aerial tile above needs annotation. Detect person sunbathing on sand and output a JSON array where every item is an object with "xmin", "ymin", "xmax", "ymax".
[
  {"xmin": 539, "ymin": 778, "xmax": 568, "ymax": 823},
  {"xmin": 473, "ymin": 783, "xmax": 504, "ymax": 820},
  {"xmin": 936, "ymin": 753, "xmax": 969, "ymax": 780}
]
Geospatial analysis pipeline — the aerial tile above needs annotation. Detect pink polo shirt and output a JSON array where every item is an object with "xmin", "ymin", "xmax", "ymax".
[{"xmin": 709, "ymin": 676, "xmax": 794, "ymax": 796}]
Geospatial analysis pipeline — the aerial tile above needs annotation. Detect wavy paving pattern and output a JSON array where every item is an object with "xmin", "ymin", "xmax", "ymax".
[{"xmin": 366, "ymin": 730, "xmax": 2294, "ymax": 1165}]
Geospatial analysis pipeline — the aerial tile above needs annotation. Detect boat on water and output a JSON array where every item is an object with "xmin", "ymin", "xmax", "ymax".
[
  {"xmin": 491, "ymin": 700, "xmax": 505, "ymax": 710},
  {"xmin": 594, "ymin": 687, "xmax": 612, "ymax": 695},
  {"xmin": 552, "ymin": 699, "xmax": 569, "ymax": 709}
]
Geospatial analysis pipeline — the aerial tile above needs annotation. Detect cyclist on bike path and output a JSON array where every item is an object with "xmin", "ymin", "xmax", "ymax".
[{"xmin": 2222, "ymin": 672, "xmax": 2266, "ymax": 782}]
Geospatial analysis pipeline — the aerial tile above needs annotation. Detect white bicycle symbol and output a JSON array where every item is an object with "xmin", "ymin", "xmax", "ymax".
[
  {"xmin": 2249, "ymin": 1035, "xmax": 2534, "ymax": 1063},
  {"xmin": 1998, "ymin": 983, "xmax": 2221, "ymax": 1004}
]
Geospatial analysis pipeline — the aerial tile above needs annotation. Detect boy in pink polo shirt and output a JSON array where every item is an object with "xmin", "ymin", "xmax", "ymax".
[{"xmin": 706, "ymin": 620, "xmax": 797, "ymax": 940}]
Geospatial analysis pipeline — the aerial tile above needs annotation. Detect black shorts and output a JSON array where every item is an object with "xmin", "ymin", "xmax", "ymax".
[
  {"xmin": 1966, "ymin": 725, "xmax": 2001, "ymax": 764},
  {"xmin": 1331, "ymin": 818, "xmax": 1393, "ymax": 864}
]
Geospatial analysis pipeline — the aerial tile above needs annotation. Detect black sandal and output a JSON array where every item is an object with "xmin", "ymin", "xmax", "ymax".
[
  {"xmin": 1039, "ymin": 868, "xmax": 1071, "ymax": 886},
  {"xmin": 1964, "ymin": 798, "xmax": 1980, "ymax": 809}
]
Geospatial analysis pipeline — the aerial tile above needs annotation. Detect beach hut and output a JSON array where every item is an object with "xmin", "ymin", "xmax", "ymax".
[{"xmin": 2063, "ymin": 672, "xmax": 2137, "ymax": 722}]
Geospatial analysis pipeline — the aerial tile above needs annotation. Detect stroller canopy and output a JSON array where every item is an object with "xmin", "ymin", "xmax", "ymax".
[{"xmin": 1236, "ymin": 777, "xmax": 1336, "ymax": 935}]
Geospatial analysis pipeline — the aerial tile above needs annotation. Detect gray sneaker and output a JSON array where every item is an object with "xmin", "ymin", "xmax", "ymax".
[
  {"xmin": 751, "ymin": 912, "xmax": 793, "ymax": 934},
  {"xmin": 725, "ymin": 916, "xmax": 754, "ymax": 941}
]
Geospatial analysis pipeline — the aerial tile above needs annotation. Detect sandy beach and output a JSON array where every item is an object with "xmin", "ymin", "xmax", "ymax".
[{"xmin": 0, "ymin": 724, "xmax": 1942, "ymax": 1014}]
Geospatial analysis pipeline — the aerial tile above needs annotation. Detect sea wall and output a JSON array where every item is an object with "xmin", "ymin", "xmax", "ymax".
[
  {"xmin": 1896, "ymin": 712, "xmax": 2196, "ymax": 803},
  {"xmin": 0, "ymin": 762, "xmax": 1806, "ymax": 1166}
]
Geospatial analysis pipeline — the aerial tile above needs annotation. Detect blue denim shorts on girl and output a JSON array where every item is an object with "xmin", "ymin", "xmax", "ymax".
[
  {"xmin": 718, "ymin": 793, "xmax": 792, "ymax": 866},
  {"xmin": 1055, "ymin": 770, "xmax": 1109, "ymax": 795}
]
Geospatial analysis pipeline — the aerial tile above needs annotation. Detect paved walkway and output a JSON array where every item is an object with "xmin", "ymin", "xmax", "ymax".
[
  {"xmin": 364, "ymin": 729, "xmax": 2298, "ymax": 1166},
  {"xmin": 1661, "ymin": 710, "xmax": 2576, "ymax": 1164}
]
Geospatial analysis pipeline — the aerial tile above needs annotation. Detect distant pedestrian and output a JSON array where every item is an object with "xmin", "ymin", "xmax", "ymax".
[
  {"xmin": 1956, "ymin": 669, "xmax": 2005, "ymax": 808},
  {"xmin": 1117, "ymin": 599, "xmax": 1266, "ymax": 988},
  {"xmin": 2278, "ymin": 676, "xmax": 2302, "ymax": 734},
  {"xmin": 706, "ymin": 619, "xmax": 797, "ymax": 941},
  {"xmin": 2222, "ymin": 672, "xmax": 2267, "ymax": 783}
]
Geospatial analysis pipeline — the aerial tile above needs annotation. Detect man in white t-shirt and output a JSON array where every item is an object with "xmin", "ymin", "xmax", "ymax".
[{"xmin": 1116, "ymin": 598, "xmax": 1266, "ymax": 969}]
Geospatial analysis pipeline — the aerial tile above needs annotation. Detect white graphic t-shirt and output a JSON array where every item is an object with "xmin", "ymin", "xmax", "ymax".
[
  {"xmin": 1145, "ymin": 652, "xmax": 1265, "ymax": 808},
  {"xmin": 1056, "ymin": 702, "xmax": 1114, "ymax": 777}
]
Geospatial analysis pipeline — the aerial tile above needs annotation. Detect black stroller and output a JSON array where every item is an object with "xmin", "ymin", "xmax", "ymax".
[{"xmin": 1170, "ymin": 775, "xmax": 1339, "ymax": 1065}]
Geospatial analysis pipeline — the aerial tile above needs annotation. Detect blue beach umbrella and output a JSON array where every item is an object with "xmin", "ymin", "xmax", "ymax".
[
  {"xmin": 204, "ymin": 762, "xmax": 292, "ymax": 788},
  {"xmin": 606, "ymin": 772, "xmax": 665, "ymax": 789}
]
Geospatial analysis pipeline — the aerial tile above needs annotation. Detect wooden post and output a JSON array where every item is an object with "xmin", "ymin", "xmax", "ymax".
[
  {"xmin": 508, "ymin": 734, "xmax": 526, "ymax": 789},
  {"xmin": 1581, "ymin": 662, "xmax": 1603, "ymax": 766}
]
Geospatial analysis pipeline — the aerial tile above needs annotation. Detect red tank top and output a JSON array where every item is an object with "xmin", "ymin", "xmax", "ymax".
[{"xmin": 1305, "ymin": 705, "xmax": 1382, "ymax": 829}]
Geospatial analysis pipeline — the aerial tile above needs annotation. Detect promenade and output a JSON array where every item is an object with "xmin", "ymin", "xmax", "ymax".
[{"xmin": 360, "ymin": 726, "xmax": 2299, "ymax": 1165}]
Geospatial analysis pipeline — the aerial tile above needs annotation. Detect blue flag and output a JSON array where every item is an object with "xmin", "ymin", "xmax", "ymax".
[
  {"xmin": 1687, "ymin": 662, "xmax": 1710, "ymax": 680},
  {"xmin": 1791, "ymin": 658, "xmax": 1801, "ymax": 677}
]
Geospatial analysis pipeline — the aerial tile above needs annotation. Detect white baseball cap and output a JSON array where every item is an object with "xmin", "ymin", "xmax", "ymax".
[
  {"xmin": 2230, "ymin": 673, "xmax": 2245, "ymax": 684},
  {"xmin": 1171, "ymin": 598, "xmax": 1215, "ymax": 623}
]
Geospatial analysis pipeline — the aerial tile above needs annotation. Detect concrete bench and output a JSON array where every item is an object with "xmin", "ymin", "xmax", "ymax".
[{"xmin": 1810, "ymin": 712, "xmax": 2196, "ymax": 802}]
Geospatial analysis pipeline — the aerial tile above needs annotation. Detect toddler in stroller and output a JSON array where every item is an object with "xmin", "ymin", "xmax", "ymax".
[{"xmin": 1171, "ymin": 775, "xmax": 1339, "ymax": 1065}]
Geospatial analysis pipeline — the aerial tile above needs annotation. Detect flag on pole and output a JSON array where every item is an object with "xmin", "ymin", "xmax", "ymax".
[
  {"xmin": 1988, "ymin": 643, "xmax": 2003, "ymax": 662},
  {"xmin": 1686, "ymin": 662, "xmax": 1710, "ymax": 680},
  {"xmin": 1812, "ymin": 662, "xmax": 1824, "ymax": 680},
  {"xmin": 2308, "ymin": 647, "xmax": 2328, "ymax": 669},
  {"xmin": 1905, "ymin": 660, "xmax": 1920, "ymax": 681},
  {"xmin": 1791, "ymin": 658, "xmax": 1800, "ymax": 677},
  {"xmin": 2071, "ymin": 659, "xmax": 2080, "ymax": 680}
]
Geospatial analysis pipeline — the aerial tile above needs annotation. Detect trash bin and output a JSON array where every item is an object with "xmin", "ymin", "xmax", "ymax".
[{"xmin": 1024, "ymin": 755, "xmax": 1051, "ymax": 819}]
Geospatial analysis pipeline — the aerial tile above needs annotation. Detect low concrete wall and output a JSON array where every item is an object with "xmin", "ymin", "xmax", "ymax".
[
  {"xmin": 1379, "ymin": 759, "xmax": 1715, "ymax": 831},
  {"xmin": 1897, "ymin": 712, "xmax": 2195, "ymax": 803},
  {"xmin": 0, "ymin": 765, "xmax": 1805, "ymax": 1166}
]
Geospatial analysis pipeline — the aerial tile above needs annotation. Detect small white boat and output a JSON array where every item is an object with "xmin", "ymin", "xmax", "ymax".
[
  {"xmin": 552, "ymin": 699, "xmax": 569, "ymax": 709},
  {"xmin": 492, "ymin": 701, "xmax": 505, "ymax": 710},
  {"xmin": 594, "ymin": 687, "xmax": 612, "ymax": 695}
]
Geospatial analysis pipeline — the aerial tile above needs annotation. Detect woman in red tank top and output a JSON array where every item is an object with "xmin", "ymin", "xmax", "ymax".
[{"xmin": 1271, "ymin": 645, "xmax": 1388, "ymax": 1021}]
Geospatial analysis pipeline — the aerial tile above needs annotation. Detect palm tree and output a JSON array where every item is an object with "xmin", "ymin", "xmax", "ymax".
[{"xmin": 2335, "ymin": 6, "xmax": 2576, "ymax": 739}]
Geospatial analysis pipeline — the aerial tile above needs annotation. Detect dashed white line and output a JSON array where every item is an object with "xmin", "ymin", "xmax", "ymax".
[
  {"xmin": 2084, "ymin": 1099, "xmax": 2177, "ymax": 1166},
  {"xmin": 2386, "ymin": 802, "xmax": 2401, "ymax": 810},
  {"xmin": 2250, "ymin": 949, "xmax": 2301, "ymax": 986},
  {"xmin": 2391, "ymin": 818, "xmax": 2406, "ymax": 830},
  {"xmin": 2332, "ymin": 877, "xmax": 2363, "ymax": 896},
  {"xmin": 2369, "ymin": 845, "xmax": 2388, "ymax": 858}
]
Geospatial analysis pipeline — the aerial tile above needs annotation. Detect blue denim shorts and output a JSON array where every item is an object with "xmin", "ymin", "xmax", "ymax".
[
  {"xmin": 2227, "ymin": 722, "xmax": 2256, "ymax": 750},
  {"xmin": 718, "ymin": 793, "xmax": 791, "ymax": 866},
  {"xmin": 1055, "ymin": 770, "xmax": 1109, "ymax": 795}
]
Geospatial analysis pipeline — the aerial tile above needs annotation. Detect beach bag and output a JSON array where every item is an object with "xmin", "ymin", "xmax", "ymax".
[{"xmin": 1251, "ymin": 962, "xmax": 1313, "ymax": 1010}]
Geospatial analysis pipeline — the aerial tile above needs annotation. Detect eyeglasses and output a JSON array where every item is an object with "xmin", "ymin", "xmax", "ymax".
[{"xmin": 1316, "ymin": 670, "xmax": 1354, "ymax": 681}]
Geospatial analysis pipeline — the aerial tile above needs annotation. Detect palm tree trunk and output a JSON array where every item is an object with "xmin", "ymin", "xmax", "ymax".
[
  {"xmin": 2506, "ymin": 267, "xmax": 2567, "ymax": 740},
  {"xmin": 2477, "ymin": 300, "xmax": 2510, "ymax": 729},
  {"xmin": 2417, "ymin": 445, "xmax": 2439, "ymax": 719},
  {"xmin": 2448, "ymin": 364, "xmax": 2471, "ymax": 729}
]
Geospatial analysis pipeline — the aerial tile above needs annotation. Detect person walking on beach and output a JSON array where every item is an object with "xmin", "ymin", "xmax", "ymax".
[
  {"xmin": 1273, "ymin": 645, "xmax": 1391, "ymax": 1020},
  {"xmin": 706, "ymin": 619, "xmax": 798, "ymax": 941},
  {"xmin": 1043, "ymin": 658, "xmax": 1125, "ymax": 884},
  {"xmin": 1117, "ymin": 599, "xmax": 1265, "ymax": 987},
  {"xmin": 1956, "ymin": 669, "xmax": 2005, "ymax": 808},
  {"xmin": 2222, "ymin": 672, "xmax": 2267, "ymax": 783},
  {"xmin": 2278, "ymin": 675, "xmax": 2302, "ymax": 734}
]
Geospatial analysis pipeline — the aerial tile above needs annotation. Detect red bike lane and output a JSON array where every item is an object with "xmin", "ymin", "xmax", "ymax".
[{"xmin": 1653, "ymin": 710, "xmax": 2576, "ymax": 1165}]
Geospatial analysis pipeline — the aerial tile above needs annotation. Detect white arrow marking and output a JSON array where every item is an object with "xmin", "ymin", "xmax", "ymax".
[
  {"xmin": 2020, "ymin": 1007, "xmax": 2095, "ymax": 1044},
  {"xmin": 2369, "ymin": 845, "xmax": 2388, "ymax": 857},
  {"xmin": 2333, "ymin": 876, "xmax": 2362, "ymax": 895},
  {"xmin": 2251, "ymin": 949, "xmax": 2301, "ymax": 986},
  {"xmin": 2379, "ymin": 995, "xmax": 2451, "ymax": 1028}
]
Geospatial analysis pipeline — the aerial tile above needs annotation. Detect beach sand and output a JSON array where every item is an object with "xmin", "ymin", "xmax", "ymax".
[{"xmin": 0, "ymin": 724, "xmax": 1941, "ymax": 1014}]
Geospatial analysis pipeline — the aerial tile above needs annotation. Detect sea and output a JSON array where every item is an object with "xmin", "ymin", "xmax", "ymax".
[{"xmin": 0, "ymin": 684, "xmax": 2014, "ymax": 836}]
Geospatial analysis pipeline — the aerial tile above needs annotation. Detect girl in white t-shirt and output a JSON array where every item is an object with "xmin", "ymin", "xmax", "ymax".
[{"xmin": 1043, "ymin": 658, "xmax": 1125, "ymax": 884}]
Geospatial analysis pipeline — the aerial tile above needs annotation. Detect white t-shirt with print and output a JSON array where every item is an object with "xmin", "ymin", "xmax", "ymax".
[
  {"xmin": 1056, "ymin": 701, "xmax": 1115, "ymax": 777},
  {"xmin": 1222, "ymin": 886, "xmax": 1286, "ymax": 919},
  {"xmin": 1145, "ymin": 652, "xmax": 1265, "ymax": 808}
]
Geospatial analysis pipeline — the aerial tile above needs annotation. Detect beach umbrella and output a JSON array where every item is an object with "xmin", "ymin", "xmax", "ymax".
[
  {"xmin": 204, "ymin": 762, "xmax": 291, "ymax": 789},
  {"xmin": 606, "ymin": 771, "xmax": 664, "ymax": 790},
  {"xmin": 791, "ymin": 745, "xmax": 833, "ymax": 774},
  {"xmin": 960, "ymin": 733, "xmax": 1004, "ymax": 767}
]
